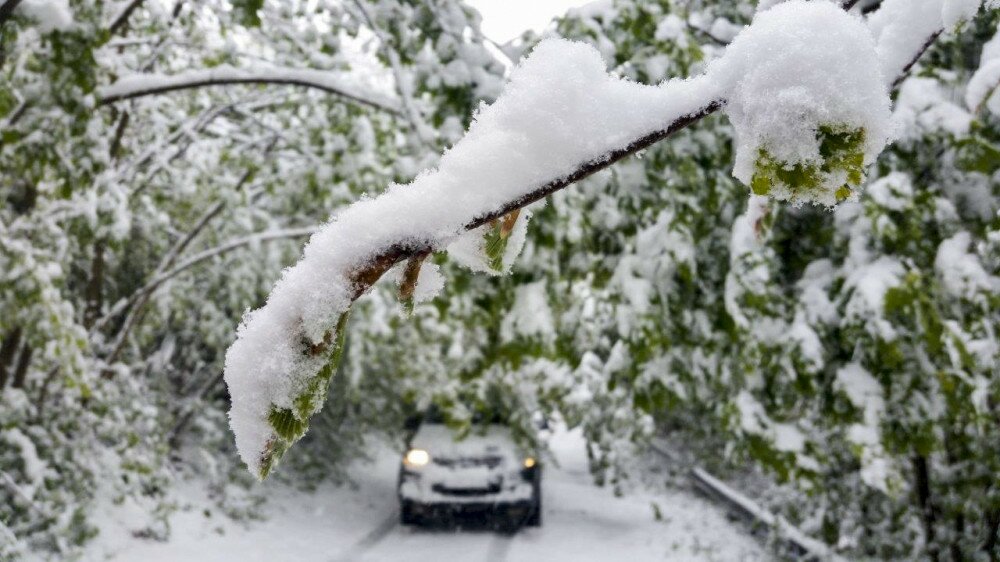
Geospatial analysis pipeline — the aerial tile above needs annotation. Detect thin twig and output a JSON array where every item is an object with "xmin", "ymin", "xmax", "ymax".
[
  {"xmin": 350, "ymin": 0, "xmax": 434, "ymax": 143},
  {"xmin": 893, "ymin": 31, "xmax": 942, "ymax": 88},
  {"xmin": 99, "ymin": 73, "xmax": 399, "ymax": 115},
  {"xmin": 108, "ymin": 0, "xmax": 145, "ymax": 36},
  {"xmin": 104, "ymin": 138, "xmax": 280, "ymax": 364}
]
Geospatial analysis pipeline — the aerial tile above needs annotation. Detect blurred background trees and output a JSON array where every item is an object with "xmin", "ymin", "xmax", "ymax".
[{"xmin": 0, "ymin": 0, "xmax": 997, "ymax": 559}]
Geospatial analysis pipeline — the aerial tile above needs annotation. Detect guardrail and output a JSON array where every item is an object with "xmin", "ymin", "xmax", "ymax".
[{"xmin": 650, "ymin": 442, "xmax": 846, "ymax": 561}]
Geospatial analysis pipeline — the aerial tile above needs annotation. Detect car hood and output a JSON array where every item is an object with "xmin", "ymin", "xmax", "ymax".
[{"xmin": 410, "ymin": 423, "xmax": 518, "ymax": 461}]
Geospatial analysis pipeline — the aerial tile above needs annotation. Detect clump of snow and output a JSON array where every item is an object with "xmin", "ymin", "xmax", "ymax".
[
  {"xmin": 412, "ymin": 261, "xmax": 444, "ymax": 303},
  {"xmin": 966, "ymin": 30, "xmax": 1000, "ymax": 113},
  {"xmin": 735, "ymin": 391, "xmax": 805, "ymax": 454},
  {"xmin": 869, "ymin": 0, "xmax": 992, "ymax": 87},
  {"xmin": 789, "ymin": 319, "xmax": 824, "ymax": 371},
  {"xmin": 2, "ymin": 428, "xmax": 54, "ymax": 500},
  {"xmin": 835, "ymin": 362, "xmax": 884, "ymax": 427},
  {"xmin": 844, "ymin": 256, "xmax": 905, "ymax": 317},
  {"xmin": 654, "ymin": 14, "xmax": 686, "ymax": 43},
  {"xmin": 772, "ymin": 423, "xmax": 806, "ymax": 454},
  {"xmin": 934, "ymin": 231, "xmax": 999, "ymax": 300},
  {"xmin": 716, "ymin": 1, "xmax": 892, "ymax": 206},
  {"xmin": 446, "ymin": 208, "xmax": 532, "ymax": 274},
  {"xmin": 710, "ymin": 18, "xmax": 743, "ymax": 42},
  {"xmin": 501, "ymin": 280, "xmax": 555, "ymax": 341},
  {"xmin": 834, "ymin": 363, "xmax": 897, "ymax": 493},
  {"xmin": 735, "ymin": 391, "xmax": 769, "ymax": 435},
  {"xmin": 17, "ymin": 0, "xmax": 74, "ymax": 32},
  {"xmin": 894, "ymin": 77, "xmax": 972, "ymax": 140},
  {"xmin": 867, "ymin": 172, "xmax": 914, "ymax": 211}
]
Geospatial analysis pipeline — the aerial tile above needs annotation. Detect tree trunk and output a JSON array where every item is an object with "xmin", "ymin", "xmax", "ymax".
[
  {"xmin": 11, "ymin": 343, "xmax": 32, "ymax": 389},
  {"xmin": 84, "ymin": 241, "xmax": 105, "ymax": 329},
  {"xmin": 914, "ymin": 454, "xmax": 940, "ymax": 561},
  {"xmin": 0, "ymin": 326, "xmax": 22, "ymax": 392},
  {"xmin": 984, "ymin": 507, "xmax": 999, "ymax": 561}
]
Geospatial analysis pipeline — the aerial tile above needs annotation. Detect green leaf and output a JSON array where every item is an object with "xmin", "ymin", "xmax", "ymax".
[
  {"xmin": 483, "ymin": 221, "xmax": 508, "ymax": 273},
  {"xmin": 749, "ymin": 125, "xmax": 867, "ymax": 203},
  {"xmin": 258, "ymin": 311, "xmax": 350, "ymax": 479},
  {"xmin": 955, "ymin": 136, "xmax": 1000, "ymax": 174},
  {"xmin": 232, "ymin": 0, "xmax": 265, "ymax": 27}
]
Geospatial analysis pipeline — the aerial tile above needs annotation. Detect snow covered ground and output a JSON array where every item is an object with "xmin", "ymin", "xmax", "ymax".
[{"xmin": 85, "ymin": 429, "xmax": 765, "ymax": 562}]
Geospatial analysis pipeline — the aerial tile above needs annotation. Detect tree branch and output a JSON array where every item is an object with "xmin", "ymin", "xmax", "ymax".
[
  {"xmin": 98, "ymin": 66, "xmax": 401, "ymax": 115},
  {"xmin": 350, "ymin": 0, "xmax": 434, "ymax": 144},
  {"xmin": 107, "ymin": 0, "xmax": 145, "ymax": 36},
  {"xmin": 892, "ymin": 30, "xmax": 942, "ymax": 88},
  {"xmin": 309, "ymin": 98, "xmax": 725, "ymax": 339},
  {"xmin": 0, "ymin": 0, "xmax": 23, "ymax": 28}
]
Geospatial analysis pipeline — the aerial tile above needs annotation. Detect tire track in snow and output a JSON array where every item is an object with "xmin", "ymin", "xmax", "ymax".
[
  {"xmin": 485, "ymin": 532, "xmax": 514, "ymax": 562},
  {"xmin": 331, "ymin": 511, "xmax": 399, "ymax": 562}
]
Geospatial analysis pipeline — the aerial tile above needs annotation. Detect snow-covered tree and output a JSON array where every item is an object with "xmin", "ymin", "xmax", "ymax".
[
  {"xmin": 2, "ymin": 0, "xmax": 999, "ymax": 559},
  {"xmin": 219, "ymin": 0, "xmax": 998, "ymax": 558}
]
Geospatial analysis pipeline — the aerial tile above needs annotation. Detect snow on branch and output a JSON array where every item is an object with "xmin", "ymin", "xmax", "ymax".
[
  {"xmin": 98, "ymin": 64, "xmax": 401, "ymax": 114},
  {"xmin": 223, "ymin": 0, "xmax": 982, "ymax": 479}
]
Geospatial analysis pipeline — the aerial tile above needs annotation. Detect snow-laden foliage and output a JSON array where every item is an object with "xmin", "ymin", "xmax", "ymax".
[
  {"xmin": 1, "ymin": 0, "xmax": 504, "ymax": 554},
  {"xmin": 224, "ymin": 0, "xmax": 917, "ymax": 477},
  {"xmin": 720, "ymin": 1, "xmax": 892, "ymax": 206},
  {"xmin": 3, "ymin": 0, "xmax": 999, "ymax": 559}
]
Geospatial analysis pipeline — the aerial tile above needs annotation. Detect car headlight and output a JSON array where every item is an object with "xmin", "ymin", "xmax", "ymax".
[{"xmin": 404, "ymin": 448, "xmax": 430, "ymax": 467}]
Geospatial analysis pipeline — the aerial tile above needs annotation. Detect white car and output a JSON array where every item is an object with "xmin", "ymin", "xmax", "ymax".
[{"xmin": 397, "ymin": 416, "xmax": 542, "ymax": 529}]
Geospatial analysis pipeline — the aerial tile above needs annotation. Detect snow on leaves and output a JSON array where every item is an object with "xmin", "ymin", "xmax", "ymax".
[
  {"xmin": 224, "ymin": 0, "xmax": 980, "ymax": 478},
  {"xmin": 720, "ymin": 1, "xmax": 892, "ymax": 207}
]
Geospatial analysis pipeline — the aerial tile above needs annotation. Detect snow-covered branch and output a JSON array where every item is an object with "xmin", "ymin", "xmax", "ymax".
[
  {"xmin": 98, "ymin": 64, "xmax": 401, "ymax": 114},
  {"xmin": 222, "ymin": 0, "xmax": 985, "ymax": 479}
]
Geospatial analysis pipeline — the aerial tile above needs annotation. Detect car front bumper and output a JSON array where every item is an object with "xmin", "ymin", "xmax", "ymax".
[{"xmin": 398, "ymin": 476, "xmax": 535, "ymax": 505}]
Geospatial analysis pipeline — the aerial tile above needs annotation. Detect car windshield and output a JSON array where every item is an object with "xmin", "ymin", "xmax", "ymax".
[{"xmin": 421, "ymin": 404, "xmax": 509, "ymax": 425}]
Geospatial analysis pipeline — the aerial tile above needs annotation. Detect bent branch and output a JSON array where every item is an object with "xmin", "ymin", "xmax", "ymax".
[{"xmin": 98, "ymin": 66, "xmax": 401, "ymax": 115}]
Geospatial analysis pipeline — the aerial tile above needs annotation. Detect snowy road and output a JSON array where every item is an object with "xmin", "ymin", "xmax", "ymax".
[{"xmin": 88, "ymin": 430, "xmax": 765, "ymax": 562}]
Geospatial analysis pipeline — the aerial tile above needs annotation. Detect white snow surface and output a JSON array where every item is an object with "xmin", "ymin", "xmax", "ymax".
[
  {"xmin": 17, "ymin": 0, "xmax": 74, "ymax": 32},
  {"xmin": 501, "ymin": 280, "xmax": 555, "ymax": 341},
  {"xmin": 86, "ymin": 430, "xmax": 765, "ymax": 562},
  {"xmin": 934, "ymin": 231, "xmax": 999, "ymax": 299}
]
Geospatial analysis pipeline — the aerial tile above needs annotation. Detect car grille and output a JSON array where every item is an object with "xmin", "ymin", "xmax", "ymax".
[
  {"xmin": 431, "ymin": 482, "xmax": 502, "ymax": 496},
  {"xmin": 432, "ymin": 456, "xmax": 502, "ymax": 469}
]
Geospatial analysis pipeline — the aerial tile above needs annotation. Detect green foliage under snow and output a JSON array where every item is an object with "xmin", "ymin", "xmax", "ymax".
[{"xmin": 1, "ymin": 0, "xmax": 998, "ymax": 560}]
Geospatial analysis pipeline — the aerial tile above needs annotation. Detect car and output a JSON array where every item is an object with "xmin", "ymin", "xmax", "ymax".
[{"xmin": 397, "ymin": 410, "xmax": 542, "ymax": 530}]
